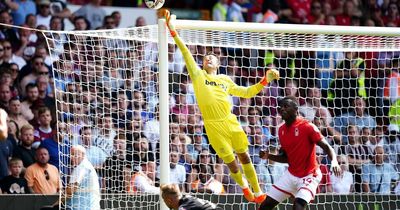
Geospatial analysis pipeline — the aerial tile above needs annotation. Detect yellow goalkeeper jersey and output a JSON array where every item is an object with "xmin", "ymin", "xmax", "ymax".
[{"xmin": 174, "ymin": 36, "xmax": 264, "ymax": 121}]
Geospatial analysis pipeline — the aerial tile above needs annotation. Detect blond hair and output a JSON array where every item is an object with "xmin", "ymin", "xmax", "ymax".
[
  {"xmin": 160, "ymin": 183, "xmax": 180, "ymax": 198},
  {"xmin": 20, "ymin": 124, "xmax": 34, "ymax": 134},
  {"xmin": 8, "ymin": 158, "xmax": 22, "ymax": 167}
]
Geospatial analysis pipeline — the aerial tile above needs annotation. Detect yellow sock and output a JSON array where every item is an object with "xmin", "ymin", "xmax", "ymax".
[
  {"xmin": 242, "ymin": 163, "xmax": 262, "ymax": 194},
  {"xmin": 230, "ymin": 170, "xmax": 246, "ymax": 188}
]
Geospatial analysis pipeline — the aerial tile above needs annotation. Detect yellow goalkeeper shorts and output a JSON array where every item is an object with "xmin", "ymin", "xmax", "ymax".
[{"xmin": 204, "ymin": 114, "xmax": 249, "ymax": 164}]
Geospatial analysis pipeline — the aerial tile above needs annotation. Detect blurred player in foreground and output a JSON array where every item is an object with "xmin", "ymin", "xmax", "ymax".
[
  {"xmin": 161, "ymin": 183, "xmax": 222, "ymax": 210},
  {"xmin": 259, "ymin": 96, "xmax": 341, "ymax": 210},
  {"xmin": 164, "ymin": 10, "xmax": 279, "ymax": 203}
]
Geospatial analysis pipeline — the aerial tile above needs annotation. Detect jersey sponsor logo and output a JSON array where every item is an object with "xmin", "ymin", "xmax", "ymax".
[{"xmin": 205, "ymin": 80, "xmax": 226, "ymax": 90}]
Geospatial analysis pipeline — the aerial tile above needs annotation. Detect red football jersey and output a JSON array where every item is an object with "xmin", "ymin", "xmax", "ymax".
[{"xmin": 278, "ymin": 117, "xmax": 323, "ymax": 177}]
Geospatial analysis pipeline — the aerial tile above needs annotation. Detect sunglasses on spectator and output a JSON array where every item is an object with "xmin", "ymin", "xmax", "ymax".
[
  {"xmin": 3, "ymin": 46, "xmax": 11, "ymax": 50},
  {"xmin": 44, "ymin": 170, "xmax": 50, "ymax": 180}
]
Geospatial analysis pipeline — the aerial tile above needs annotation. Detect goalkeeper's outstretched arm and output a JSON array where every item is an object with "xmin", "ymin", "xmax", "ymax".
[{"xmin": 164, "ymin": 11, "xmax": 200, "ymax": 80}]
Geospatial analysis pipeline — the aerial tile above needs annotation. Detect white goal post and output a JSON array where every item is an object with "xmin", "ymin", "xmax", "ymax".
[{"xmin": 46, "ymin": 16, "xmax": 400, "ymax": 210}]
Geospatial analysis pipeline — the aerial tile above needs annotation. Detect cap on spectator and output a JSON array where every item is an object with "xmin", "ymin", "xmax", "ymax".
[
  {"xmin": 388, "ymin": 124, "xmax": 399, "ymax": 133},
  {"xmin": 38, "ymin": 0, "xmax": 51, "ymax": 5}
]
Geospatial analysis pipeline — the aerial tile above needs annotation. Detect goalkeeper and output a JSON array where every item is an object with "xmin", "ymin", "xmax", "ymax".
[{"xmin": 164, "ymin": 11, "xmax": 279, "ymax": 203}]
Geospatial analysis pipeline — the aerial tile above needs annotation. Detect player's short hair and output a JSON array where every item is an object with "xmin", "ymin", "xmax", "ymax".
[
  {"xmin": 160, "ymin": 183, "xmax": 180, "ymax": 198},
  {"xmin": 279, "ymin": 96, "xmax": 299, "ymax": 109}
]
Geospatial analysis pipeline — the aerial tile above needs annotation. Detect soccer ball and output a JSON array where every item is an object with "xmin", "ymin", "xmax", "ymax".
[{"xmin": 144, "ymin": 0, "xmax": 165, "ymax": 10}]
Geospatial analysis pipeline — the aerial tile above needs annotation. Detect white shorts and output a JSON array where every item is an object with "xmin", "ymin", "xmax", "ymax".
[{"xmin": 268, "ymin": 168, "xmax": 322, "ymax": 203}]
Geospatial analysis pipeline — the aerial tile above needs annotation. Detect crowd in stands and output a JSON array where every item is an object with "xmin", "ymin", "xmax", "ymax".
[{"xmin": 0, "ymin": 0, "xmax": 399, "ymax": 199}]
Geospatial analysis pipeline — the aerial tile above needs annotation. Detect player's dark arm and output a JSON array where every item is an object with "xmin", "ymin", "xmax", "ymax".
[
  {"xmin": 317, "ymin": 139, "xmax": 341, "ymax": 176},
  {"xmin": 260, "ymin": 148, "xmax": 288, "ymax": 163}
]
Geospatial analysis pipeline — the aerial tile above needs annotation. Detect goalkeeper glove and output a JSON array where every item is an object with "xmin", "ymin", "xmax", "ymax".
[
  {"xmin": 260, "ymin": 69, "xmax": 279, "ymax": 86},
  {"xmin": 164, "ymin": 10, "xmax": 177, "ymax": 37}
]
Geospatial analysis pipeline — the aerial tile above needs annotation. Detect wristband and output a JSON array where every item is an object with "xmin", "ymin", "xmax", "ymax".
[
  {"xmin": 170, "ymin": 30, "xmax": 177, "ymax": 37},
  {"xmin": 260, "ymin": 76, "xmax": 268, "ymax": 86}
]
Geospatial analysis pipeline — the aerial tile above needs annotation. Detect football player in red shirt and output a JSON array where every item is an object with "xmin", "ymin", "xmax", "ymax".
[{"xmin": 259, "ymin": 96, "xmax": 341, "ymax": 210}]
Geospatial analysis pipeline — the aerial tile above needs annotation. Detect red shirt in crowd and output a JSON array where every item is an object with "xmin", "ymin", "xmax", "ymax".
[
  {"xmin": 335, "ymin": 14, "xmax": 351, "ymax": 25},
  {"xmin": 278, "ymin": 117, "xmax": 323, "ymax": 177}
]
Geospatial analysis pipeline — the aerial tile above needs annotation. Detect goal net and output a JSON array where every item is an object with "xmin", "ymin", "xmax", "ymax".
[{"xmin": 46, "ymin": 19, "xmax": 400, "ymax": 210}]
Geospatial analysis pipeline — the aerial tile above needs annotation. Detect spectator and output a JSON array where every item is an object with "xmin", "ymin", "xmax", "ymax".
[
  {"xmin": 24, "ymin": 14, "xmax": 36, "ymax": 28},
  {"xmin": 157, "ymin": 149, "xmax": 186, "ymax": 191},
  {"xmin": 330, "ymin": 155, "xmax": 353, "ymax": 194},
  {"xmin": 71, "ymin": 0, "xmax": 106, "ymax": 29},
  {"xmin": 259, "ymin": 0, "xmax": 281, "ymax": 23},
  {"xmin": 102, "ymin": 15, "xmax": 115, "ymax": 29},
  {"xmin": 101, "ymin": 132, "xmax": 128, "ymax": 193},
  {"xmin": 327, "ymin": 57, "xmax": 366, "ymax": 116},
  {"xmin": 382, "ymin": 3, "xmax": 400, "ymax": 27},
  {"xmin": 7, "ymin": 97, "xmax": 29, "ymax": 130},
  {"xmin": 92, "ymin": 114, "xmax": 117, "ymax": 157},
  {"xmin": 130, "ymin": 135, "xmax": 154, "ymax": 165},
  {"xmin": 304, "ymin": 1, "xmax": 325, "ymax": 24},
  {"xmin": 36, "ymin": 0, "xmax": 52, "ymax": 28},
  {"xmin": 336, "ymin": 0, "xmax": 356, "ymax": 26},
  {"xmin": 362, "ymin": 146, "xmax": 399, "ymax": 194},
  {"xmin": 20, "ymin": 58, "xmax": 49, "ymax": 97},
  {"xmin": 65, "ymin": 145, "xmax": 100, "ymax": 210},
  {"xmin": 0, "ymin": 158, "xmax": 29, "ymax": 194},
  {"xmin": 2, "ymin": 40, "xmax": 26, "ymax": 71},
  {"xmin": 333, "ymin": 97, "xmax": 377, "ymax": 136},
  {"xmin": 8, "ymin": 0, "xmax": 37, "ymax": 26},
  {"xmin": 25, "ymin": 147, "xmax": 59, "ymax": 194},
  {"xmin": 127, "ymin": 160, "xmax": 159, "ymax": 194},
  {"xmin": 135, "ymin": 16, "xmax": 146, "ymax": 27},
  {"xmin": 20, "ymin": 83, "xmax": 39, "ymax": 121},
  {"xmin": 39, "ymin": 126, "xmax": 64, "ymax": 170},
  {"xmin": 212, "ymin": 0, "xmax": 229, "ymax": 21},
  {"xmin": 227, "ymin": 0, "xmax": 246, "ymax": 22},
  {"xmin": 13, "ymin": 124, "xmax": 35, "ymax": 168},
  {"xmin": 33, "ymin": 107, "xmax": 53, "ymax": 147},
  {"xmin": 48, "ymin": 0, "xmax": 71, "ymax": 19},
  {"xmin": 341, "ymin": 125, "xmax": 372, "ymax": 193},
  {"xmin": 79, "ymin": 126, "xmax": 107, "ymax": 169},
  {"xmin": 111, "ymin": 11, "xmax": 121, "ymax": 27},
  {"xmin": 0, "ymin": 11, "xmax": 20, "ymax": 50},
  {"xmin": 0, "ymin": 83, "xmax": 12, "ymax": 110},
  {"xmin": 191, "ymin": 164, "xmax": 225, "ymax": 194},
  {"xmin": 72, "ymin": 15, "xmax": 90, "ymax": 30},
  {"xmin": 313, "ymin": 111, "xmax": 342, "ymax": 152},
  {"xmin": 143, "ymin": 107, "xmax": 160, "ymax": 153},
  {"xmin": 383, "ymin": 124, "xmax": 400, "ymax": 172},
  {"xmin": 299, "ymin": 87, "xmax": 332, "ymax": 124}
]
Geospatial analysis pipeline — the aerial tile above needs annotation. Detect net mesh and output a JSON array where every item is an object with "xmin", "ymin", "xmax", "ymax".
[{"xmin": 46, "ymin": 23, "xmax": 400, "ymax": 209}]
